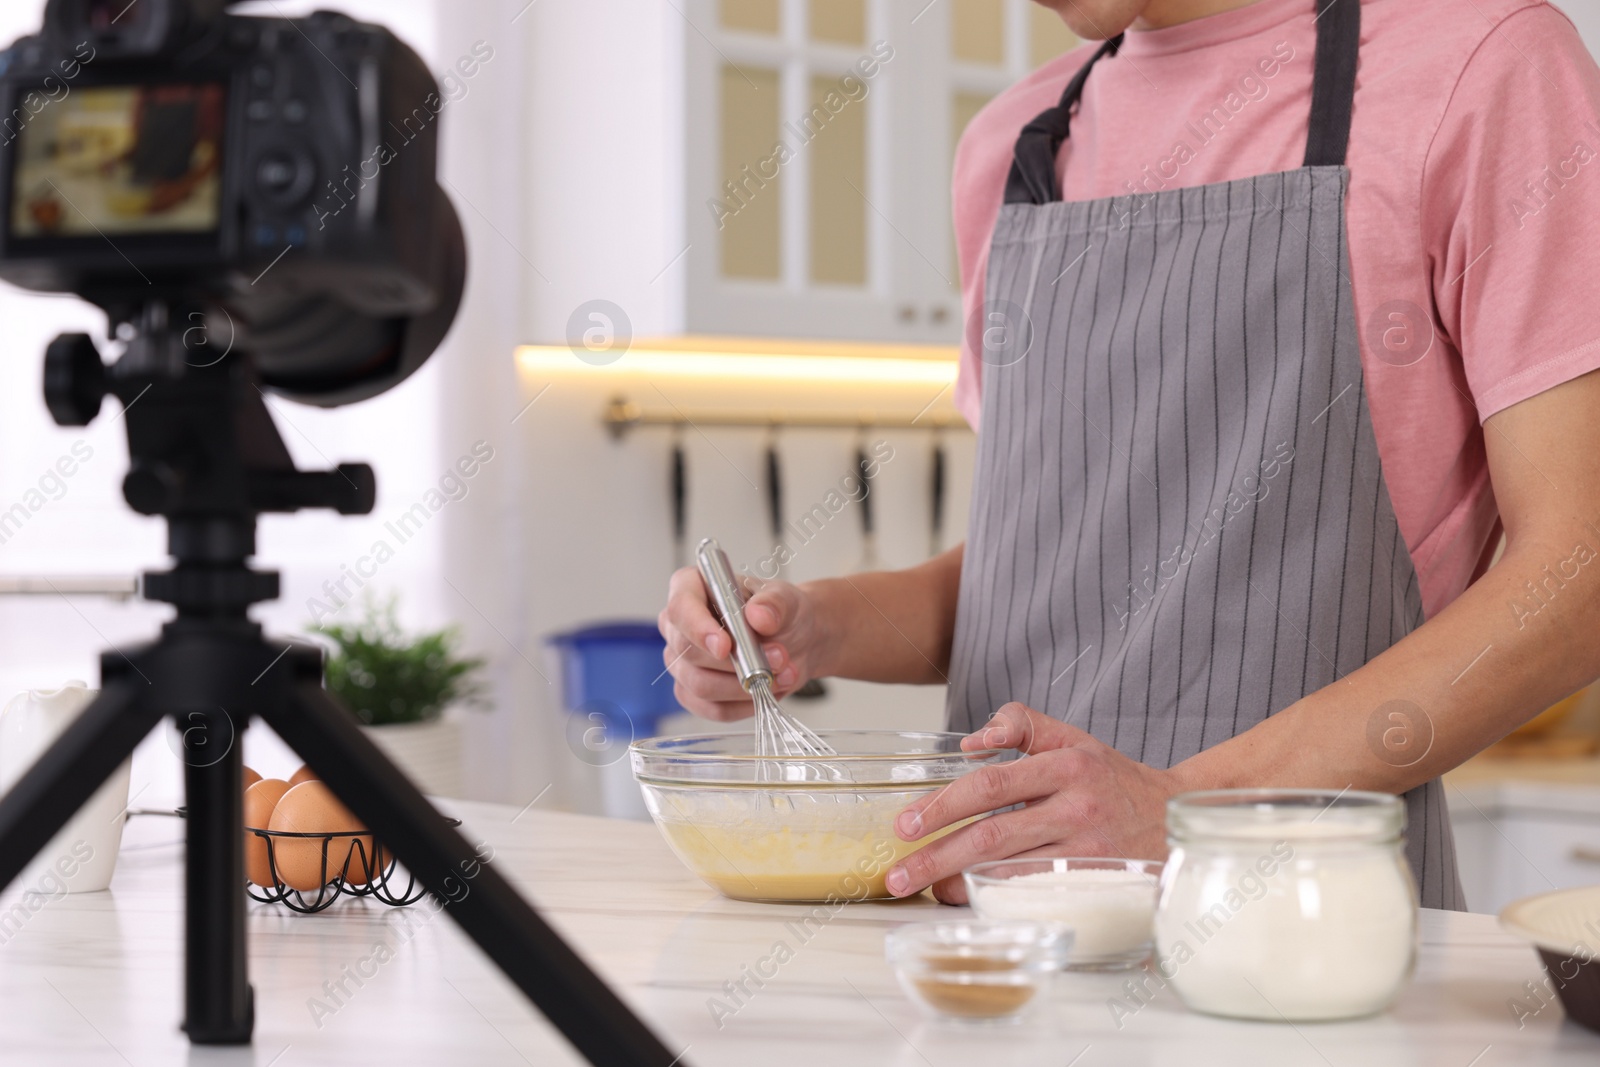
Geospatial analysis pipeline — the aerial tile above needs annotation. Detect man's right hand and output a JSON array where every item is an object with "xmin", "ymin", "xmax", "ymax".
[{"xmin": 657, "ymin": 568, "xmax": 831, "ymax": 721}]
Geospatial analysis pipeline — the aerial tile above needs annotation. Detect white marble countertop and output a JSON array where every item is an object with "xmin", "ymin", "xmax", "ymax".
[{"xmin": 0, "ymin": 799, "xmax": 1596, "ymax": 1066}]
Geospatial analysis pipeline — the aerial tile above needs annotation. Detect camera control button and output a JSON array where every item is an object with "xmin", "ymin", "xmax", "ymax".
[
  {"xmin": 282, "ymin": 100, "xmax": 308, "ymax": 125},
  {"xmin": 251, "ymin": 65, "xmax": 275, "ymax": 90},
  {"xmin": 256, "ymin": 156, "xmax": 297, "ymax": 193},
  {"xmin": 247, "ymin": 100, "xmax": 274, "ymax": 122},
  {"xmin": 255, "ymin": 151, "xmax": 314, "ymax": 205}
]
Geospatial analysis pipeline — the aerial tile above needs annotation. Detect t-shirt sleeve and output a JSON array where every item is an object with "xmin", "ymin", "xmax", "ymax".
[{"xmin": 1423, "ymin": 3, "xmax": 1600, "ymax": 420}]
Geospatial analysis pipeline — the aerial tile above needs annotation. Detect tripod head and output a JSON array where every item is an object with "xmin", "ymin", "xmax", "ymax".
[{"xmin": 42, "ymin": 302, "xmax": 376, "ymax": 618}]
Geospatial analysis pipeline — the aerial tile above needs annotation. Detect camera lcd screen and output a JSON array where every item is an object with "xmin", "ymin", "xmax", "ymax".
[{"xmin": 9, "ymin": 84, "xmax": 224, "ymax": 239}]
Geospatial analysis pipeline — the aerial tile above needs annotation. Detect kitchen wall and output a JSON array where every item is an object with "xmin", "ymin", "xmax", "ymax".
[
  {"xmin": 499, "ymin": 351, "xmax": 976, "ymax": 813},
  {"xmin": 1562, "ymin": 0, "xmax": 1600, "ymax": 53}
]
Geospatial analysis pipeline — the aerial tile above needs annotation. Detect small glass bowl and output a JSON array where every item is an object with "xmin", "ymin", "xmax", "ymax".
[
  {"xmin": 884, "ymin": 921, "xmax": 1072, "ymax": 1023},
  {"xmin": 964, "ymin": 857, "xmax": 1162, "ymax": 971}
]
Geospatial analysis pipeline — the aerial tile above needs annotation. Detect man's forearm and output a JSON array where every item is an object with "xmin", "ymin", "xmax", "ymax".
[
  {"xmin": 802, "ymin": 544, "xmax": 964, "ymax": 685},
  {"xmin": 1178, "ymin": 518, "xmax": 1600, "ymax": 795}
]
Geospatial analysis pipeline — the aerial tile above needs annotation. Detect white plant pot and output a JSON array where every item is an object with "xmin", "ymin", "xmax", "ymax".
[
  {"xmin": 361, "ymin": 711, "xmax": 462, "ymax": 798},
  {"xmin": 0, "ymin": 683, "xmax": 130, "ymax": 893}
]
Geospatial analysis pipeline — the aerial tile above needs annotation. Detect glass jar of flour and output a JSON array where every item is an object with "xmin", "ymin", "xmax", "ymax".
[{"xmin": 1154, "ymin": 789, "xmax": 1418, "ymax": 1021}]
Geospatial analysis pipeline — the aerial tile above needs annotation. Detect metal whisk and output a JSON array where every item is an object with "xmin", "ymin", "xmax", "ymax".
[{"xmin": 696, "ymin": 538, "xmax": 835, "ymax": 759}]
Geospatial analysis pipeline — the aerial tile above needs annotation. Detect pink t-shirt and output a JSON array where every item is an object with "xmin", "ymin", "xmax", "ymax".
[{"xmin": 953, "ymin": 0, "xmax": 1600, "ymax": 618}]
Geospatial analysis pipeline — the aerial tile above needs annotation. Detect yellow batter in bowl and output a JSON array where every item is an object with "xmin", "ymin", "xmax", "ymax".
[{"xmin": 632, "ymin": 731, "xmax": 999, "ymax": 903}]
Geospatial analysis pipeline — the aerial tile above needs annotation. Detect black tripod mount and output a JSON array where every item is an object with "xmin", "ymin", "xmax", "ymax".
[{"xmin": 0, "ymin": 309, "xmax": 684, "ymax": 1066}]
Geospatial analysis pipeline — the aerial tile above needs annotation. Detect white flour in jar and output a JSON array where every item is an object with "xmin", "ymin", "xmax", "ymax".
[
  {"xmin": 971, "ymin": 868, "xmax": 1157, "ymax": 958},
  {"xmin": 1154, "ymin": 821, "xmax": 1417, "ymax": 1020}
]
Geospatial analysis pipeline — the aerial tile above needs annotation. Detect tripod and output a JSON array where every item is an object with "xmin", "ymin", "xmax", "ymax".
[{"xmin": 0, "ymin": 313, "xmax": 682, "ymax": 1066}]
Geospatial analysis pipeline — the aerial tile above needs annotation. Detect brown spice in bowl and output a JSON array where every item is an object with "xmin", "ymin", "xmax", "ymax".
[{"xmin": 913, "ymin": 954, "xmax": 1038, "ymax": 1018}]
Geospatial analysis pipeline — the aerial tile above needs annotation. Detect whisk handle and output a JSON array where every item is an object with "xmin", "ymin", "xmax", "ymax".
[{"xmin": 695, "ymin": 538, "xmax": 773, "ymax": 691}]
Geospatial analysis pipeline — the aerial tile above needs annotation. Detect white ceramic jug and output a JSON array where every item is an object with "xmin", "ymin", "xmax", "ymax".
[{"xmin": 0, "ymin": 682, "xmax": 131, "ymax": 894}]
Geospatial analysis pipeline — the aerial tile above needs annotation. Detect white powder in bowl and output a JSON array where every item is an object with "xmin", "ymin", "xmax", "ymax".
[{"xmin": 971, "ymin": 868, "xmax": 1158, "ymax": 959}]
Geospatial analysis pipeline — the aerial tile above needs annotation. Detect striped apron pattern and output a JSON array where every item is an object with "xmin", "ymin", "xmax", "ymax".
[{"xmin": 946, "ymin": 0, "xmax": 1463, "ymax": 909}]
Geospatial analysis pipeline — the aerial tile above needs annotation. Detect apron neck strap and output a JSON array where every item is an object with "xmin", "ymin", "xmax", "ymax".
[
  {"xmin": 1003, "ymin": 35, "xmax": 1123, "ymax": 206},
  {"xmin": 1003, "ymin": 0, "xmax": 1362, "ymax": 206},
  {"xmin": 1302, "ymin": 0, "xmax": 1360, "ymax": 167}
]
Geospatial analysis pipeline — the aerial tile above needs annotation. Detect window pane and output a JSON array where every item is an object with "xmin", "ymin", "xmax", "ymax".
[
  {"xmin": 952, "ymin": 0, "xmax": 1004, "ymax": 65},
  {"xmin": 807, "ymin": 74, "xmax": 867, "ymax": 285},
  {"xmin": 951, "ymin": 90, "xmax": 991, "ymax": 277},
  {"xmin": 1029, "ymin": 6, "xmax": 1080, "ymax": 68},
  {"xmin": 719, "ymin": 65, "xmax": 782, "ymax": 280},
  {"xmin": 810, "ymin": 0, "xmax": 865, "ymax": 45},
  {"xmin": 951, "ymin": 90, "xmax": 992, "ymax": 150},
  {"xmin": 720, "ymin": 0, "xmax": 780, "ymax": 34}
]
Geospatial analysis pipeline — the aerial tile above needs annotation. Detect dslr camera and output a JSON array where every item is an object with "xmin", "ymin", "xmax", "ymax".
[{"xmin": 0, "ymin": 0, "xmax": 464, "ymax": 406}]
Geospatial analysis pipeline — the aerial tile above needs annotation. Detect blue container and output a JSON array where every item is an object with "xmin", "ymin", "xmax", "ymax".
[{"xmin": 547, "ymin": 622, "xmax": 682, "ymax": 738}]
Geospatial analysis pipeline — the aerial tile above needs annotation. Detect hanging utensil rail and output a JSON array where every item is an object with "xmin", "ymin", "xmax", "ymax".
[
  {"xmin": 0, "ymin": 576, "xmax": 139, "ymax": 600},
  {"xmin": 603, "ymin": 396, "xmax": 969, "ymax": 439}
]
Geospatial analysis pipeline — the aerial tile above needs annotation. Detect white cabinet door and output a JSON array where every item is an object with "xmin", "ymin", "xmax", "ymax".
[
  {"xmin": 685, "ymin": 0, "xmax": 899, "ymax": 339},
  {"xmin": 1497, "ymin": 812, "xmax": 1600, "ymax": 903},
  {"xmin": 1449, "ymin": 788, "xmax": 1600, "ymax": 915},
  {"xmin": 683, "ymin": 0, "xmax": 1078, "ymax": 344}
]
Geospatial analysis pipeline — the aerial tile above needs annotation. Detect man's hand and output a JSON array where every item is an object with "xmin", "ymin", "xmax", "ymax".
[
  {"xmin": 657, "ymin": 569, "xmax": 833, "ymax": 720},
  {"xmin": 885, "ymin": 703, "xmax": 1187, "ymax": 903}
]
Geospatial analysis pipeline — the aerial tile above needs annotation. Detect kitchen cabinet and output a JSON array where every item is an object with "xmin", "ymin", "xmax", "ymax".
[
  {"xmin": 520, "ymin": 1, "xmax": 1075, "ymax": 347},
  {"xmin": 684, "ymin": 0, "xmax": 1078, "ymax": 342},
  {"xmin": 1448, "ymin": 777, "xmax": 1600, "ymax": 915}
]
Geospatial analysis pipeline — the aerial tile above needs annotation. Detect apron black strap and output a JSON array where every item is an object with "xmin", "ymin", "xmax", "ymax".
[
  {"xmin": 1003, "ymin": 35, "xmax": 1122, "ymax": 205},
  {"xmin": 1303, "ymin": 0, "xmax": 1361, "ymax": 167},
  {"xmin": 1003, "ymin": 0, "xmax": 1363, "ymax": 206}
]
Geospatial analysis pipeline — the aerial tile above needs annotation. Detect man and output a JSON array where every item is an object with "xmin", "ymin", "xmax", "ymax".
[{"xmin": 659, "ymin": 0, "xmax": 1600, "ymax": 909}]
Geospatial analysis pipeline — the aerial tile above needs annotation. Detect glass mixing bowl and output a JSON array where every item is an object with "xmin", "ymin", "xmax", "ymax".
[{"xmin": 630, "ymin": 730, "xmax": 1003, "ymax": 903}]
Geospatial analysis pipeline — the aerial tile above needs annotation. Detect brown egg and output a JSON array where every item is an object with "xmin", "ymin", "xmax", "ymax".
[
  {"xmin": 268, "ymin": 781, "xmax": 379, "ymax": 891},
  {"xmin": 242, "ymin": 765, "xmax": 262, "ymax": 794},
  {"xmin": 243, "ymin": 778, "xmax": 293, "ymax": 887},
  {"xmin": 288, "ymin": 763, "xmax": 319, "ymax": 787}
]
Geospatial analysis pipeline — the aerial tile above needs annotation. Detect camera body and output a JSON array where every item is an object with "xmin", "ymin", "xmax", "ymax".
[{"xmin": 0, "ymin": 0, "xmax": 464, "ymax": 404}]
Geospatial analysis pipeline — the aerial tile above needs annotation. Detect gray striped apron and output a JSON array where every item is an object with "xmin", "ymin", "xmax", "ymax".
[{"xmin": 946, "ymin": 0, "xmax": 1463, "ymax": 909}]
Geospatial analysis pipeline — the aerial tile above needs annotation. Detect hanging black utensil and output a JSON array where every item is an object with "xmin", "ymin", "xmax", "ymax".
[
  {"xmin": 856, "ymin": 439, "xmax": 879, "ymax": 571},
  {"xmin": 929, "ymin": 429, "xmax": 946, "ymax": 557},
  {"xmin": 765, "ymin": 436, "xmax": 783, "ymax": 544},
  {"xmin": 671, "ymin": 428, "xmax": 687, "ymax": 570}
]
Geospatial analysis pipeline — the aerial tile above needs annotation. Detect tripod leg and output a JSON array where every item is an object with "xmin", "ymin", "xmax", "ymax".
[
  {"xmin": 0, "ymin": 681, "xmax": 159, "ymax": 892},
  {"xmin": 181, "ymin": 709, "xmax": 252, "ymax": 1043},
  {"xmin": 265, "ymin": 682, "xmax": 685, "ymax": 1067}
]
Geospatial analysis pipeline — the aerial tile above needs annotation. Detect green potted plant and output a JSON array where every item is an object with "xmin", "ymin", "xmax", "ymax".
[{"xmin": 312, "ymin": 595, "xmax": 487, "ymax": 796}]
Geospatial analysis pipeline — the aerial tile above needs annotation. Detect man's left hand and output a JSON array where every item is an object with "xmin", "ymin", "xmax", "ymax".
[{"xmin": 885, "ymin": 703, "xmax": 1188, "ymax": 903}]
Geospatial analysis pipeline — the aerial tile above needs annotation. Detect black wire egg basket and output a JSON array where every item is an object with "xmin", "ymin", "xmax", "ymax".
[{"xmin": 244, "ymin": 817, "xmax": 462, "ymax": 914}]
